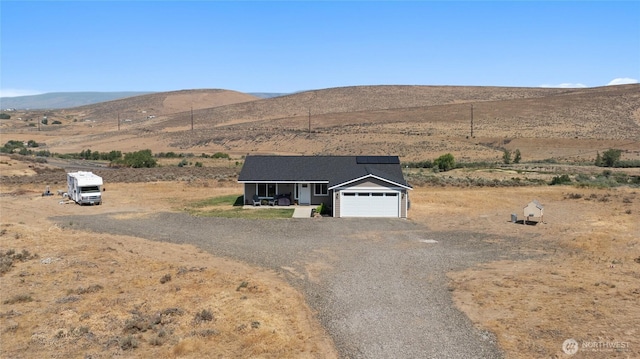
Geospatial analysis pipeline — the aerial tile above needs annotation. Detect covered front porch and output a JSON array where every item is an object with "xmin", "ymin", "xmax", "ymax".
[{"xmin": 241, "ymin": 182, "xmax": 331, "ymax": 207}]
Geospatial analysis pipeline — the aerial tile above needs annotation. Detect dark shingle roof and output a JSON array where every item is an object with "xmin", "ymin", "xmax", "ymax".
[{"xmin": 238, "ymin": 155, "xmax": 410, "ymax": 188}]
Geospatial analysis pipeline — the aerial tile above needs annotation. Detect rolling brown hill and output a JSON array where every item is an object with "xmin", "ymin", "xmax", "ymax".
[
  {"xmin": 59, "ymin": 89, "xmax": 261, "ymax": 119},
  {"xmin": 1, "ymin": 85, "xmax": 639, "ymax": 162}
]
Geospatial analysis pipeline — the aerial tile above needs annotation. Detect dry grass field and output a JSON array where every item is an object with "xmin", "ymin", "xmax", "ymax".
[
  {"xmin": 0, "ymin": 162, "xmax": 337, "ymax": 358},
  {"xmin": 1, "ymin": 84, "xmax": 639, "ymax": 358},
  {"xmin": 410, "ymin": 186, "xmax": 639, "ymax": 358}
]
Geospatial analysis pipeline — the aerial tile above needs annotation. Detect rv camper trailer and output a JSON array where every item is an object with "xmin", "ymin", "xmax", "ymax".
[{"xmin": 67, "ymin": 171, "xmax": 103, "ymax": 205}]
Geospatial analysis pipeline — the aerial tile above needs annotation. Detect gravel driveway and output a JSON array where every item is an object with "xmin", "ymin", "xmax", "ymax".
[{"xmin": 53, "ymin": 212, "xmax": 531, "ymax": 358}]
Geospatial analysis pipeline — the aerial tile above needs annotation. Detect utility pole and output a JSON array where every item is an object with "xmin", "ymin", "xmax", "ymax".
[
  {"xmin": 191, "ymin": 106, "xmax": 194, "ymax": 131},
  {"xmin": 307, "ymin": 90, "xmax": 316, "ymax": 137},
  {"xmin": 308, "ymin": 107, "xmax": 311, "ymax": 136},
  {"xmin": 470, "ymin": 104, "xmax": 474, "ymax": 138},
  {"xmin": 118, "ymin": 113, "xmax": 120, "ymax": 131}
]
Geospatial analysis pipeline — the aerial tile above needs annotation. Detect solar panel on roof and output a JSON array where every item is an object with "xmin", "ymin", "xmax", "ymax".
[{"xmin": 356, "ymin": 156, "xmax": 399, "ymax": 164}]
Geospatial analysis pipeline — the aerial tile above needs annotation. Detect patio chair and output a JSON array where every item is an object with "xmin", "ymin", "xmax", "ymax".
[{"xmin": 252, "ymin": 194, "xmax": 261, "ymax": 206}]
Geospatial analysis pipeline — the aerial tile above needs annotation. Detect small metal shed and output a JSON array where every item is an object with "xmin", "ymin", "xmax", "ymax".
[{"xmin": 523, "ymin": 200, "xmax": 544, "ymax": 221}]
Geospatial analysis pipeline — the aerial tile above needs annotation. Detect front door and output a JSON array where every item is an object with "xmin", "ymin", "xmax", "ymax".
[{"xmin": 298, "ymin": 183, "xmax": 311, "ymax": 205}]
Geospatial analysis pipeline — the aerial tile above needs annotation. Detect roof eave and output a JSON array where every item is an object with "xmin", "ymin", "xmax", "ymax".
[{"xmin": 328, "ymin": 174, "xmax": 412, "ymax": 190}]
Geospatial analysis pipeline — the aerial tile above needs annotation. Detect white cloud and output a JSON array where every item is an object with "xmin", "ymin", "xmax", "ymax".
[
  {"xmin": 0, "ymin": 89, "xmax": 44, "ymax": 98},
  {"xmin": 539, "ymin": 83, "xmax": 588, "ymax": 88},
  {"xmin": 606, "ymin": 77, "xmax": 638, "ymax": 86}
]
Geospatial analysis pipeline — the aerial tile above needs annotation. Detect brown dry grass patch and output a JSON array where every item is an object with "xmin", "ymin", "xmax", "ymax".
[
  {"xmin": 410, "ymin": 186, "xmax": 639, "ymax": 358},
  {"xmin": 0, "ymin": 181, "xmax": 336, "ymax": 359}
]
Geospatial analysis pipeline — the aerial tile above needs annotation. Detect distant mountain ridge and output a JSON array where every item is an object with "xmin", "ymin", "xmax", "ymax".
[
  {"xmin": 0, "ymin": 92, "xmax": 155, "ymax": 110},
  {"xmin": 0, "ymin": 91, "xmax": 289, "ymax": 110},
  {"xmin": 248, "ymin": 93, "xmax": 289, "ymax": 99}
]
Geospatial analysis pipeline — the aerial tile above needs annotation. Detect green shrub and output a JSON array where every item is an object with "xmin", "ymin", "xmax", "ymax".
[
  {"xmin": 575, "ymin": 174, "xmax": 591, "ymax": 182},
  {"xmin": 599, "ymin": 149, "xmax": 622, "ymax": 167},
  {"xmin": 74, "ymin": 149, "xmax": 122, "ymax": 161},
  {"xmin": 532, "ymin": 158, "xmax": 558, "ymax": 164},
  {"xmin": 156, "ymin": 151, "xmax": 180, "ymax": 158},
  {"xmin": 456, "ymin": 161, "xmax": 495, "ymax": 168},
  {"xmin": 434, "ymin": 153, "xmax": 455, "ymax": 172},
  {"xmin": 613, "ymin": 172, "xmax": 629, "ymax": 184},
  {"xmin": 212, "ymin": 152, "xmax": 230, "ymax": 159},
  {"xmin": 0, "ymin": 113, "xmax": 11, "ymax": 120},
  {"xmin": 550, "ymin": 174, "xmax": 571, "ymax": 185},
  {"xmin": 316, "ymin": 202, "xmax": 328, "ymax": 215},
  {"xmin": 502, "ymin": 149, "xmax": 511, "ymax": 164},
  {"xmin": 565, "ymin": 193, "xmax": 583, "ymax": 199},
  {"xmin": 113, "ymin": 149, "xmax": 157, "ymax": 168},
  {"xmin": 616, "ymin": 160, "xmax": 640, "ymax": 168},
  {"xmin": 595, "ymin": 152, "xmax": 603, "ymax": 166},
  {"xmin": 402, "ymin": 160, "xmax": 433, "ymax": 168},
  {"xmin": 513, "ymin": 149, "xmax": 522, "ymax": 163},
  {"xmin": 2, "ymin": 140, "xmax": 26, "ymax": 153}
]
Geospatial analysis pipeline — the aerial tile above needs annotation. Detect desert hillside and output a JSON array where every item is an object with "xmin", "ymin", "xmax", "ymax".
[
  {"xmin": 1, "ymin": 85, "xmax": 638, "ymax": 162},
  {"xmin": 61, "ymin": 89, "xmax": 260, "ymax": 119}
]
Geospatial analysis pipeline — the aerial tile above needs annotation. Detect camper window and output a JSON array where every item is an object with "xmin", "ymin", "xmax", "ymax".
[{"xmin": 81, "ymin": 186, "xmax": 100, "ymax": 193}]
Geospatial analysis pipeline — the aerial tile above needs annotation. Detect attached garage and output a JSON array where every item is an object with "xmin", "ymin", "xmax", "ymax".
[
  {"xmin": 339, "ymin": 191, "xmax": 400, "ymax": 217},
  {"xmin": 331, "ymin": 174, "xmax": 411, "ymax": 218}
]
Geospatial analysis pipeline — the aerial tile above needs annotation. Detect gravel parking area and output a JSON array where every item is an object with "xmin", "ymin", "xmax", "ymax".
[{"xmin": 53, "ymin": 212, "xmax": 533, "ymax": 358}]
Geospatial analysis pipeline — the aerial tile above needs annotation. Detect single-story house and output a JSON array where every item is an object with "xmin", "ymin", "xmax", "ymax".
[{"xmin": 238, "ymin": 155, "xmax": 412, "ymax": 218}]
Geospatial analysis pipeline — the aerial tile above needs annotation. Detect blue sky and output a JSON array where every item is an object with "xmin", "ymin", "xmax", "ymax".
[{"xmin": 1, "ymin": 1, "xmax": 638, "ymax": 96}]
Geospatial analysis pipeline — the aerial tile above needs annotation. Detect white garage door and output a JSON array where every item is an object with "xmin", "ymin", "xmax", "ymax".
[{"xmin": 340, "ymin": 191, "xmax": 400, "ymax": 217}]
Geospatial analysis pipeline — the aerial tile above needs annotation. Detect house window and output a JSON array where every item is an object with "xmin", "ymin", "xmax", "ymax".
[
  {"xmin": 314, "ymin": 183, "xmax": 328, "ymax": 196},
  {"xmin": 257, "ymin": 183, "xmax": 276, "ymax": 197}
]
